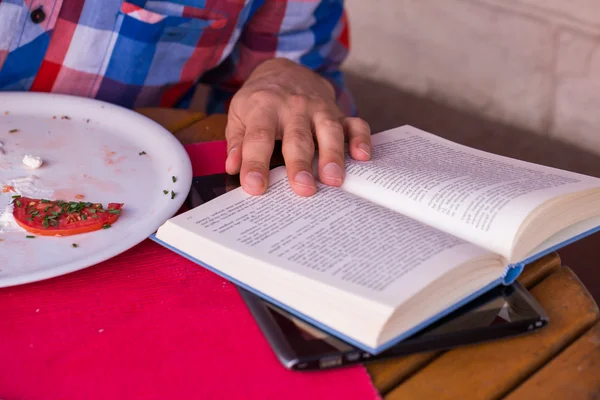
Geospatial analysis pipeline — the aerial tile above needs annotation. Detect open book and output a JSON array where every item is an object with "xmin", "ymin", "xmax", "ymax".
[{"xmin": 152, "ymin": 125, "xmax": 600, "ymax": 354}]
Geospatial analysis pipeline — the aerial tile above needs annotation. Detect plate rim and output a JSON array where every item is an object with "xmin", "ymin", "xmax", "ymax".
[{"xmin": 0, "ymin": 92, "xmax": 193, "ymax": 287}]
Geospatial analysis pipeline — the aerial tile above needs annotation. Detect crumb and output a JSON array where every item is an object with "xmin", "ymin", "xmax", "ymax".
[
  {"xmin": 85, "ymin": 119, "xmax": 90, "ymax": 123},
  {"xmin": 139, "ymin": 151, "xmax": 146, "ymax": 156},
  {"xmin": 52, "ymin": 116, "xmax": 56, "ymax": 120},
  {"xmin": 9, "ymin": 129, "xmax": 19, "ymax": 133},
  {"xmin": 26, "ymin": 235, "xmax": 35, "ymax": 239},
  {"xmin": 61, "ymin": 115, "xmax": 71, "ymax": 120},
  {"xmin": 171, "ymin": 190, "xmax": 176, "ymax": 199},
  {"xmin": 72, "ymin": 243, "xmax": 78, "ymax": 248},
  {"xmin": 75, "ymin": 194, "xmax": 85, "ymax": 199},
  {"xmin": 3, "ymin": 111, "xmax": 8, "ymax": 115},
  {"xmin": 163, "ymin": 189, "xmax": 168, "ymax": 195},
  {"xmin": 2, "ymin": 185, "xmax": 14, "ymax": 193},
  {"xmin": 22, "ymin": 154, "xmax": 43, "ymax": 169},
  {"xmin": 172, "ymin": 176, "xmax": 177, "ymax": 183}
]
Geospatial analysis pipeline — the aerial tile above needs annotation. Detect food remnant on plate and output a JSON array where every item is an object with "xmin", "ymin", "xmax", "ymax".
[
  {"xmin": 85, "ymin": 119, "xmax": 90, "ymax": 123},
  {"xmin": 61, "ymin": 115, "xmax": 71, "ymax": 120},
  {"xmin": 12, "ymin": 197, "xmax": 124, "ymax": 236},
  {"xmin": 22, "ymin": 154, "xmax": 43, "ymax": 169},
  {"xmin": 1, "ymin": 185, "xmax": 13, "ymax": 193},
  {"xmin": 75, "ymin": 194, "xmax": 85, "ymax": 199},
  {"xmin": 26, "ymin": 235, "xmax": 35, "ymax": 239},
  {"xmin": 171, "ymin": 190, "xmax": 176, "ymax": 199},
  {"xmin": 172, "ymin": 176, "xmax": 177, "ymax": 183},
  {"xmin": 72, "ymin": 243, "xmax": 78, "ymax": 248},
  {"xmin": 9, "ymin": 129, "xmax": 19, "ymax": 133},
  {"xmin": 139, "ymin": 151, "xmax": 146, "ymax": 156},
  {"xmin": 3, "ymin": 111, "xmax": 8, "ymax": 115},
  {"xmin": 52, "ymin": 116, "xmax": 56, "ymax": 120},
  {"xmin": 163, "ymin": 189, "xmax": 168, "ymax": 195}
]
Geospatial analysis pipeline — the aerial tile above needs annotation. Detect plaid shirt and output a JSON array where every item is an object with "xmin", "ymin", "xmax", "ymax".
[{"xmin": 0, "ymin": 0, "xmax": 354, "ymax": 115}]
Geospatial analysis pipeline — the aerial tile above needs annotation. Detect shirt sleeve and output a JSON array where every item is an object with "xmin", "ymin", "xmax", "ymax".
[{"xmin": 201, "ymin": 0, "xmax": 356, "ymax": 117}]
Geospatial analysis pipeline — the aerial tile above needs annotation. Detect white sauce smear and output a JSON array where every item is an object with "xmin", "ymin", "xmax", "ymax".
[{"xmin": 0, "ymin": 176, "xmax": 55, "ymax": 233}]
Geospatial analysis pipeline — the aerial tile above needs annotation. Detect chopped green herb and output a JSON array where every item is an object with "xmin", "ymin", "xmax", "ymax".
[
  {"xmin": 72, "ymin": 243, "xmax": 78, "ymax": 248},
  {"xmin": 15, "ymin": 200, "xmax": 21, "ymax": 207},
  {"xmin": 11, "ymin": 195, "xmax": 21, "ymax": 199},
  {"xmin": 26, "ymin": 217, "xmax": 32, "ymax": 221},
  {"xmin": 139, "ymin": 151, "xmax": 146, "ymax": 156},
  {"xmin": 42, "ymin": 219, "xmax": 49, "ymax": 229},
  {"xmin": 102, "ymin": 223, "xmax": 111, "ymax": 229},
  {"xmin": 108, "ymin": 209, "xmax": 121, "ymax": 215},
  {"xmin": 81, "ymin": 214, "xmax": 87, "ymax": 220},
  {"xmin": 172, "ymin": 176, "xmax": 177, "ymax": 183},
  {"xmin": 92, "ymin": 215, "xmax": 98, "ymax": 219},
  {"xmin": 26, "ymin": 235, "xmax": 35, "ymax": 239},
  {"xmin": 163, "ymin": 190, "xmax": 168, "ymax": 195},
  {"xmin": 171, "ymin": 190, "xmax": 176, "ymax": 200},
  {"xmin": 8, "ymin": 129, "xmax": 19, "ymax": 133},
  {"xmin": 88, "ymin": 208, "xmax": 96, "ymax": 213},
  {"xmin": 40, "ymin": 199, "xmax": 51, "ymax": 203}
]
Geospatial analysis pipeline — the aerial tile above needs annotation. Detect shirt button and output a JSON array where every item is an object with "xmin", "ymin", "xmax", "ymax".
[{"xmin": 30, "ymin": 8, "xmax": 46, "ymax": 24}]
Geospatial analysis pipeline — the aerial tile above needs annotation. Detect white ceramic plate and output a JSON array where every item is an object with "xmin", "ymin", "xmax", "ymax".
[{"xmin": 0, "ymin": 92, "xmax": 192, "ymax": 287}]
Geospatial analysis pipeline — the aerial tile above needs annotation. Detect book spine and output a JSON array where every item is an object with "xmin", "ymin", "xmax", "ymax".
[{"xmin": 502, "ymin": 263, "xmax": 524, "ymax": 285}]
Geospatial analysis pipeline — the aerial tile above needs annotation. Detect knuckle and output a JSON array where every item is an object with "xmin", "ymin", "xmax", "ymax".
[
  {"xmin": 283, "ymin": 158, "xmax": 313, "ymax": 172},
  {"xmin": 317, "ymin": 119, "xmax": 344, "ymax": 141},
  {"xmin": 287, "ymin": 94, "xmax": 310, "ymax": 111},
  {"xmin": 319, "ymin": 118, "xmax": 343, "ymax": 132},
  {"xmin": 282, "ymin": 136, "xmax": 314, "ymax": 157},
  {"xmin": 246, "ymin": 127, "xmax": 274, "ymax": 144},
  {"xmin": 243, "ymin": 159, "xmax": 269, "ymax": 172},
  {"xmin": 248, "ymin": 89, "xmax": 279, "ymax": 105},
  {"xmin": 349, "ymin": 118, "xmax": 371, "ymax": 135}
]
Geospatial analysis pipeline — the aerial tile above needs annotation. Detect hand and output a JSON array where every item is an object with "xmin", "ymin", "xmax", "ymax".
[{"xmin": 225, "ymin": 58, "xmax": 371, "ymax": 197}]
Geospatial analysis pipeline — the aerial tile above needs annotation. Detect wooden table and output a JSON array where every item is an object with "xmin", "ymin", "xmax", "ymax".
[{"xmin": 138, "ymin": 108, "xmax": 600, "ymax": 400}]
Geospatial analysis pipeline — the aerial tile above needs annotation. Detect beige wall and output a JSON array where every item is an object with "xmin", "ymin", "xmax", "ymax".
[{"xmin": 344, "ymin": 0, "xmax": 600, "ymax": 154}]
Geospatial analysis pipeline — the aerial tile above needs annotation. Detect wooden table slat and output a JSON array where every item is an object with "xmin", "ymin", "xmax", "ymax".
[
  {"xmin": 505, "ymin": 322, "xmax": 600, "ymax": 400},
  {"xmin": 385, "ymin": 267, "xmax": 600, "ymax": 400},
  {"xmin": 135, "ymin": 108, "xmax": 206, "ymax": 134},
  {"xmin": 367, "ymin": 253, "xmax": 562, "ymax": 394},
  {"xmin": 175, "ymin": 114, "xmax": 228, "ymax": 144},
  {"xmin": 515, "ymin": 252, "xmax": 561, "ymax": 288}
]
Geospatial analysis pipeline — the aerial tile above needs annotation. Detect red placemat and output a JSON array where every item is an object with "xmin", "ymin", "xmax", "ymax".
[{"xmin": 0, "ymin": 141, "xmax": 380, "ymax": 400}]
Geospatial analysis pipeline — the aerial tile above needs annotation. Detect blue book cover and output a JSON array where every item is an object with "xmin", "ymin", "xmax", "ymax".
[{"xmin": 149, "ymin": 221, "xmax": 600, "ymax": 355}]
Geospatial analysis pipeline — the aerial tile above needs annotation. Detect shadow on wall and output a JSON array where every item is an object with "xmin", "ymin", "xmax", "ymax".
[{"xmin": 345, "ymin": 71, "xmax": 600, "ymax": 301}]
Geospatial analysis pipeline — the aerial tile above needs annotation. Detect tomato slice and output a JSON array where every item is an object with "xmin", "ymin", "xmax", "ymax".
[{"xmin": 12, "ymin": 196, "xmax": 124, "ymax": 236}]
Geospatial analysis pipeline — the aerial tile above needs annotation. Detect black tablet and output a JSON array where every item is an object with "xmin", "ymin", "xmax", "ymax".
[
  {"xmin": 186, "ymin": 171, "xmax": 549, "ymax": 370},
  {"xmin": 238, "ymin": 281, "xmax": 548, "ymax": 370}
]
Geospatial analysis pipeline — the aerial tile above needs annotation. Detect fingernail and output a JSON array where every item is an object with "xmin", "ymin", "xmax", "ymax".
[
  {"xmin": 358, "ymin": 143, "xmax": 370, "ymax": 158},
  {"xmin": 228, "ymin": 147, "xmax": 237, "ymax": 156},
  {"xmin": 244, "ymin": 172, "xmax": 265, "ymax": 190},
  {"xmin": 322, "ymin": 163, "xmax": 343, "ymax": 182},
  {"xmin": 294, "ymin": 171, "xmax": 315, "ymax": 188}
]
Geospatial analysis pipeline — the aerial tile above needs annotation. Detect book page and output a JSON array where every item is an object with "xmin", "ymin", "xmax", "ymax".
[
  {"xmin": 172, "ymin": 168, "xmax": 498, "ymax": 307},
  {"xmin": 342, "ymin": 126, "xmax": 600, "ymax": 258}
]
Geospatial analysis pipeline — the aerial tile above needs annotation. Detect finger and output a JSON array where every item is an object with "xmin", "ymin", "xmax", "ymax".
[
  {"xmin": 313, "ymin": 111, "xmax": 346, "ymax": 187},
  {"xmin": 343, "ymin": 117, "xmax": 372, "ymax": 161},
  {"xmin": 240, "ymin": 111, "xmax": 278, "ymax": 195},
  {"xmin": 225, "ymin": 114, "xmax": 245, "ymax": 175},
  {"xmin": 281, "ymin": 113, "xmax": 317, "ymax": 197}
]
